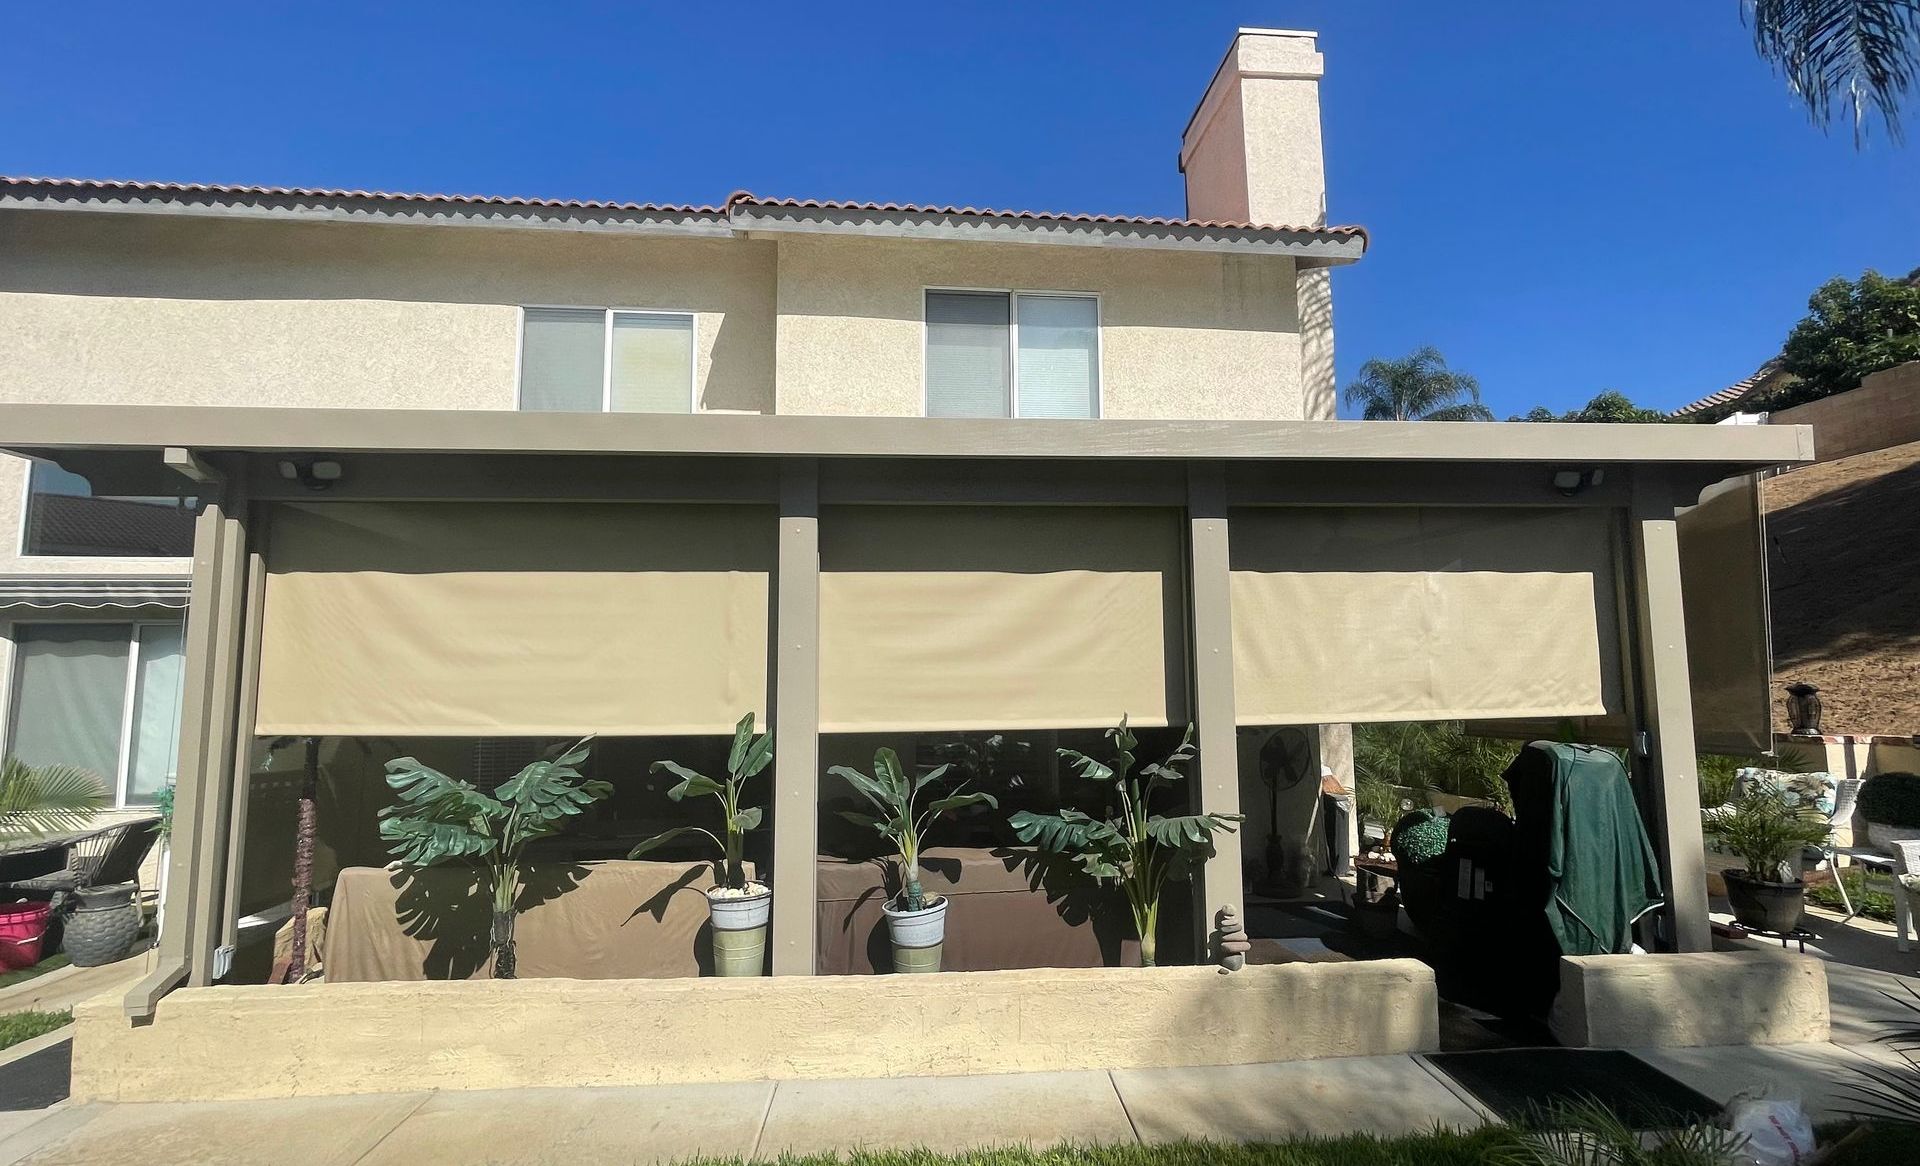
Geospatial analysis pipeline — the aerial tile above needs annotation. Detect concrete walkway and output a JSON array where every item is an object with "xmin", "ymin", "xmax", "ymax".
[{"xmin": 0, "ymin": 1036, "xmax": 1907, "ymax": 1166}]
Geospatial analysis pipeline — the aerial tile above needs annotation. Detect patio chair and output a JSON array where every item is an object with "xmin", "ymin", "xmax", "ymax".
[
  {"xmin": 1823, "ymin": 779, "xmax": 1916, "ymax": 952},
  {"xmin": 3, "ymin": 817, "xmax": 162, "ymax": 900}
]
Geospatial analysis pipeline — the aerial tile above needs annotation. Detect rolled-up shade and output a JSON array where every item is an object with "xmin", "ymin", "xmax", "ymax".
[
  {"xmin": 1231, "ymin": 507, "xmax": 1622, "ymax": 725},
  {"xmin": 819, "ymin": 506, "xmax": 1185, "ymax": 732},
  {"xmin": 255, "ymin": 502, "xmax": 772, "ymax": 737}
]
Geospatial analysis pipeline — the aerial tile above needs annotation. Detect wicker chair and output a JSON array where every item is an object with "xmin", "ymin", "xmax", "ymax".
[{"xmin": 3, "ymin": 817, "xmax": 162, "ymax": 900}]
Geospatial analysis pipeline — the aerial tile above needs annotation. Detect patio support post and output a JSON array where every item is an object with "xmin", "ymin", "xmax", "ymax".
[
  {"xmin": 771, "ymin": 459, "xmax": 821, "ymax": 975},
  {"xmin": 1628, "ymin": 471, "xmax": 1711, "ymax": 952},
  {"xmin": 125, "ymin": 465, "xmax": 250, "ymax": 1016},
  {"xmin": 217, "ymin": 508, "xmax": 270, "ymax": 968},
  {"xmin": 1187, "ymin": 462, "xmax": 1243, "ymax": 960}
]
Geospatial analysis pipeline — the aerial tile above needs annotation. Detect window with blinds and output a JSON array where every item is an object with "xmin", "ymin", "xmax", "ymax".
[
  {"xmin": 518, "ymin": 308, "xmax": 694, "ymax": 413},
  {"xmin": 925, "ymin": 291, "xmax": 1099, "ymax": 418}
]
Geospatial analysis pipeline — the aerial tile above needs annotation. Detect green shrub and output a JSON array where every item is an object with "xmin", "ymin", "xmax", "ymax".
[{"xmin": 1859, "ymin": 772, "xmax": 1920, "ymax": 828}]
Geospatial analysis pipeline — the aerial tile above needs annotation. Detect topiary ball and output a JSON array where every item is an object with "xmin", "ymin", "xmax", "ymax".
[
  {"xmin": 1390, "ymin": 807, "xmax": 1451, "ymax": 866},
  {"xmin": 1858, "ymin": 771, "xmax": 1920, "ymax": 829}
]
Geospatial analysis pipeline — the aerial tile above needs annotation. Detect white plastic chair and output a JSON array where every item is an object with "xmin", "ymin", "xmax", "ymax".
[{"xmin": 1827, "ymin": 778, "xmax": 1917, "ymax": 952}]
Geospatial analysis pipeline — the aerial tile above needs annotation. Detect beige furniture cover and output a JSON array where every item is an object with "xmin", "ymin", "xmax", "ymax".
[
  {"xmin": 815, "ymin": 846, "xmax": 1192, "ymax": 973},
  {"xmin": 326, "ymin": 859, "xmax": 742, "ymax": 982}
]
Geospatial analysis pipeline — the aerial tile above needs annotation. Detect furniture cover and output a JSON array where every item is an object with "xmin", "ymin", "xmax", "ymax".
[
  {"xmin": 815, "ymin": 845, "xmax": 1191, "ymax": 974},
  {"xmin": 326, "ymin": 859, "xmax": 742, "ymax": 982}
]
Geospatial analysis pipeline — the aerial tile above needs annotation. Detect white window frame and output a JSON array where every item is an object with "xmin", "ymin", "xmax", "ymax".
[
  {"xmin": 2, "ymin": 618, "xmax": 184, "ymax": 808},
  {"xmin": 13, "ymin": 458, "xmax": 195, "ymax": 563},
  {"xmin": 513, "ymin": 306, "xmax": 699, "ymax": 413},
  {"xmin": 921, "ymin": 287, "xmax": 1104, "ymax": 419}
]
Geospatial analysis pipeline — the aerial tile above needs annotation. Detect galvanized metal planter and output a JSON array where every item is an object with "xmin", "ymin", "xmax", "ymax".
[
  {"xmin": 708, "ymin": 884, "xmax": 772, "ymax": 977},
  {"xmin": 882, "ymin": 895, "xmax": 947, "ymax": 974}
]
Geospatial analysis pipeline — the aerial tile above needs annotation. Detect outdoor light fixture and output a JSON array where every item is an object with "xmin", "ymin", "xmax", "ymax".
[
  {"xmin": 279, "ymin": 457, "xmax": 344, "ymax": 492},
  {"xmin": 1786, "ymin": 683, "xmax": 1823, "ymax": 737},
  {"xmin": 1551, "ymin": 468, "xmax": 1604, "ymax": 497}
]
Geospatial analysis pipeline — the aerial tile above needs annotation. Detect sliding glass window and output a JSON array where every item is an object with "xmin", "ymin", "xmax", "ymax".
[
  {"xmin": 518, "ymin": 308, "xmax": 695, "ymax": 413},
  {"xmin": 7, "ymin": 622, "xmax": 185, "ymax": 806},
  {"xmin": 925, "ymin": 291, "xmax": 1099, "ymax": 418}
]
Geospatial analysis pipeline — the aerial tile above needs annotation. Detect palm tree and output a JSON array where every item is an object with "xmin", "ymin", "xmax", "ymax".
[
  {"xmin": 1343, "ymin": 346, "xmax": 1493, "ymax": 421},
  {"xmin": 1745, "ymin": 1, "xmax": 1920, "ymax": 144},
  {"xmin": 0, "ymin": 758, "xmax": 108, "ymax": 844}
]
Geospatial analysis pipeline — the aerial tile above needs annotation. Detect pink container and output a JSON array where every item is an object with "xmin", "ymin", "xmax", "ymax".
[{"xmin": 0, "ymin": 902, "xmax": 52, "ymax": 971}]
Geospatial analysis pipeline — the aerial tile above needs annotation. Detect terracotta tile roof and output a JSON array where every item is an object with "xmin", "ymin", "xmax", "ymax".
[
  {"xmin": 1671, "ymin": 358, "xmax": 1789, "ymax": 418},
  {"xmin": 0, "ymin": 175, "xmax": 726, "ymax": 215},
  {"xmin": 725, "ymin": 192, "xmax": 1367, "ymax": 240},
  {"xmin": 0, "ymin": 177, "xmax": 1366, "ymax": 243}
]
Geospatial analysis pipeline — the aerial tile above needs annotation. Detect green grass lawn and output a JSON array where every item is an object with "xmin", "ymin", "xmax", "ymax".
[
  {"xmin": 0, "ymin": 952, "xmax": 69, "ymax": 993},
  {"xmin": 0, "ymin": 1009, "xmax": 70, "ymax": 1051},
  {"xmin": 670, "ymin": 1126, "xmax": 1920, "ymax": 1166}
]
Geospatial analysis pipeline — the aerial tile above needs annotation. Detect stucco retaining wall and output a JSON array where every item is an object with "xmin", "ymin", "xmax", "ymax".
[
  {"xmin": 1549, "ymin": 950, "xmax": 1829, "ymax": 1049},
  {"xmin": 72, "ymin": 960, "xmax": 1440, "ymax": 1102}
]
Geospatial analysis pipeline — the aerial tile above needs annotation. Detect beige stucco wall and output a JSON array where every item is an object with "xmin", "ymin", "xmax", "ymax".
[
  {"xmin": 1549, "ymin": 950, "xmax": 1829, "ymax": 1048},
  {"xmin": 0, "ymin": 210, "xmax": 779, "ymax": 415},
  {"xmin": 72, "ymin": 960, "xmax": 1440, "ymax": 1102},
  {"xmin": 775, "ymin": 235, "xmax": 1304, "ymax": 420}
]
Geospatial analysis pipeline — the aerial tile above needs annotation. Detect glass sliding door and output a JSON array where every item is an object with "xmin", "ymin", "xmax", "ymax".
[{"xmin": 6, "ymin": 621, "xmax": 187, "ymax": 806}]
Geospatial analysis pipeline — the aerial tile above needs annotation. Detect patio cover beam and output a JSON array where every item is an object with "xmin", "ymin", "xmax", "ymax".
[{"xmin": 0, "ymin": 405, "xmax": 1812, "ymax": 471}]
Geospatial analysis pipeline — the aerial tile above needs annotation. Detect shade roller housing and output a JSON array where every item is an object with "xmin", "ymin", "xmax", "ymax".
[
  {"xmin": 818, "ymin": 506, "xmax": 1186, "ymax": 733},
  {"xmin": 255, "ymin": 502, "xmax": 773, "ymax": 737},
  {"xmin": 1231, "ymin": 506, "xmax": 1623, "ymax": 725}
]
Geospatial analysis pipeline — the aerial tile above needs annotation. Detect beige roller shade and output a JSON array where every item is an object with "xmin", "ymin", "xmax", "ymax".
[
  {"xmin": 1231, "ymin": 506, "xmax": 1622, "ymax": 725},
  {"xmin": 255, "ymin": 502, "xmax": 772, "ymax": 737},
  {"xmin": 819, "ymin": 506, "xmax": 1185, "ymax": 733}
]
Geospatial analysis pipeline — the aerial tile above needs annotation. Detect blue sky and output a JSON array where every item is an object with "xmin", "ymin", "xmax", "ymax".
[{"xmin": 3, "ymin": 2, "xmax": 1915, "ymax": 417}]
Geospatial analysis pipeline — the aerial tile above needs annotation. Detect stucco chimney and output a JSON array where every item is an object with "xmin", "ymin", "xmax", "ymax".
[
  {"xmin": 1180, "ymin": 28, "xmax": 1336, "ymax": 419},
  {"xmin": 1180, "ymin": 28, "xmax": 1327, "ymax": 227}
]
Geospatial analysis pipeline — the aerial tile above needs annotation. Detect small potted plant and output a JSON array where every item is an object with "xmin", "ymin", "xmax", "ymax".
[
  {"xmin": 1858, "ymin": 771, "xmax": 1920, "ymax": 852},
  {"xmin": 381, "ymin": 739, "xmax": 610, "ymax": 978},
  {"xmin": 1702, "ymin": 784, "xmax": 1831, "ymax": 933},
  {"xmin": 833, "ymin": 747, "xmax": 997, "ymax": 973},
  {"xmin": 630, "ymin": 713, "xmax": 774, "ymax": 976},
  {"xmin": 1010, "ymin": 717, "xmax": 1240, "ymax": 967}
]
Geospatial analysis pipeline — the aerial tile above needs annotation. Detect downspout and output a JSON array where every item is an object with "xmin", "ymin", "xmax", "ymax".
[{"xmin": 124, "ymin": 448, "xmax": 227, "ymax": 1021}]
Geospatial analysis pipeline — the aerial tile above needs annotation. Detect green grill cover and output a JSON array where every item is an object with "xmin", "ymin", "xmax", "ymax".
[{"xmin": 1528, "ymin": 742, "xmax": 1665, "ymax": 956}]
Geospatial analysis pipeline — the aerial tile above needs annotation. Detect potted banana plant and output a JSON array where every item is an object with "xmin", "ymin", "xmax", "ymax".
[
  {"xmin": 1011, "ymin": 717, "xmax": 1240, "ymax": 967},
  {"xmin": 832, "ymin": 748, "xmax": 997, "ymax": 973},
  {"xmin": 630, "ymin": 713, "xmax": 774, "ymax": 976}
]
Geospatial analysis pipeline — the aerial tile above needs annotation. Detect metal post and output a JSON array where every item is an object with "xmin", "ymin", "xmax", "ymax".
[
  {"xmin": 1187, "ymin": 462, "xmax": 1243, "ymax": 960},
  {"xmin": 1629, "ymin": 471, "xmax": 1711, "ymax": 952},
  {"xmin": 770, "ymin": 459, "xmax": 821, "ymax": 975},
  {"xmin": 125, "ymin": 491, "xmax": 230, "ymax": 1017},
  {"xmin": 218, "ymin": 509, "xmax": 270, "ymax": 974},
  {"xmin": 187, "ymin": 486, "xmax": 249, "ymax": 987}
]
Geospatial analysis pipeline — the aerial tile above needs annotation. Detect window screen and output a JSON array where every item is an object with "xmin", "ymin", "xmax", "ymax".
[
  {"xmin": 519, "ymin": 308, "xmax": 608, "ymax": 412},
  {"xmin": 1016, "ymin": 295, "xmax": 1099, "ymax": 419},
  {"xmin": 609, "ymin": 313, "xmax": 694, "ymax": 413},
  {"xmin": 926, "ymin": 292, "xmax": 1011, "ymax": 417}
]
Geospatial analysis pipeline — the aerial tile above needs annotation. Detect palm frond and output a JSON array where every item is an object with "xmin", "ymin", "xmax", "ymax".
[
  {"xmin": 0, "ymin": 759, "xmax": 108, "ymax": 841},
  {"xmin": 1747, "ymin": 0, "xmax": 1920, "ymax": 144}
]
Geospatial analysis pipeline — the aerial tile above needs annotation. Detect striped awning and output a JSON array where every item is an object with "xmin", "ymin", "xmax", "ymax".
[{"xmin": 0, "ymin": 575, "xmax": 190, "ymax": 612}]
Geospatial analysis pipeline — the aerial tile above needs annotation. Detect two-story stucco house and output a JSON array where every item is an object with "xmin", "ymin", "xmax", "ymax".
[{"xmin": 0, "ymin": 29, "xmax": 1807, "ymax": 1102}]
